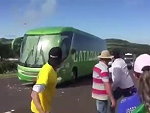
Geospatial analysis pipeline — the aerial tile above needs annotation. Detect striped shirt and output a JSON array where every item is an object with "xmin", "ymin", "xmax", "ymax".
[{"xmin": 92, "ymin": 61, "xmax": 109, "ymax": 100}]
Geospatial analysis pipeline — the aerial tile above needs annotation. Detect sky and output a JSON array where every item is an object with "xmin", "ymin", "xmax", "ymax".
[{"xmin": 0, "ymin": 0, "xmax": 150, "ymax": 44}]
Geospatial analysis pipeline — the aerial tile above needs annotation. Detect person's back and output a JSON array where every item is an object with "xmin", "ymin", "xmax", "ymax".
[
  {"xmin": 31, "ymin": 63, "xmax": 57, "ymax": 112},
  {"xmin": 112, "ymin": 58, "xmax": 134, "ymax": 89},
  {"xmin": 111, "ymin": 49, "xmax": 136, "ymax": 101},
  {"xmin": 31, "ymin": 47, "xmax": 62, "ymax": 113}
]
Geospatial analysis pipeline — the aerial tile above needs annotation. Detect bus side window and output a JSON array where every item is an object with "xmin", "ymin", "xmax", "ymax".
[
  {"xmin": 61, "ymin": 40, "xmax": 68, "ymax": 60},
  {"xmin": 61, "ymin": 32, "xmax": 72, "ymax": 60}
]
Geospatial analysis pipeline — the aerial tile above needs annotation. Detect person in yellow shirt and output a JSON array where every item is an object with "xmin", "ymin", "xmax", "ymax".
[{"xmin": 31, "ymin": 47, "xmax": 62, "ymax": 113}]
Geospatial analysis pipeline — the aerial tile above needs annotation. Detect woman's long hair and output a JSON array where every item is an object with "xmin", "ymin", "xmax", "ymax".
[{"xmin": 138, "ymin": 66, "xmax": 150, "ymax": 112}]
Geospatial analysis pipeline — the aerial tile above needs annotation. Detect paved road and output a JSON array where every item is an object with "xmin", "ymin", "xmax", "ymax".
[
  {"xmin": 0, "ymin": 70, "xmax": 136, "ymax": 113},
  {"xmin": 0, "ymin": 76, "xmax": 97, "ymax": 113},
  {"xmin": 0, "ymin": 77, "xmax": 31, "ymax": 113}
]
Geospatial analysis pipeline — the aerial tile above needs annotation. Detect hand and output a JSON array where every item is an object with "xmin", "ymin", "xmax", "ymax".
[
  {"xmin": 40, "ymin": 111, "xmax": 44, "ymax": 113},
  {"xmin": 39, "ymin": 110, "xmax": 46, "ymax": 113},
  {"xmin": 110, "ymin": 97, "xmax": 116, "ymax": 108},
  {"xmin": 42, "ymin": 111, "xmax": 49, "ymax": 113}
]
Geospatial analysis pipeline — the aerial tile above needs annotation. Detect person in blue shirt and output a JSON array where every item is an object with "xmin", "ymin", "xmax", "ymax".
[
  {"xmin": 117, "ymin": 54, "xmax": 150, "ymax": 113},
  {"xmin": 118, "ymin": 93, "xmax": 141, "ymax": 113}
]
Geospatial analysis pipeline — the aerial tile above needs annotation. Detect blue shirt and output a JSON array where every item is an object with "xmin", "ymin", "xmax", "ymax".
[{"xmin": 118, "ymin": 93, "xmax": 142, "ymax": 113}]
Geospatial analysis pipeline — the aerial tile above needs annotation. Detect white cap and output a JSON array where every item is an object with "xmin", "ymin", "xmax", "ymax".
[{"xmin": 134, "ymin": 54, "xmax": 150, "ymax": 73}]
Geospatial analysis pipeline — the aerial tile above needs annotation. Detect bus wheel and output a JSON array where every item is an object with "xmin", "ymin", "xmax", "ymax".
[{"xmin": 71, "ymin": 69, "xmax": 77, "ymax": 82}]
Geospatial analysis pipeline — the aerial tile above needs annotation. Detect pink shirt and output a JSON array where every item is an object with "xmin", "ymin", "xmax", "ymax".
[{"xmin": 92, "ymin": 61, "xmax": 109, "ymax": 100}]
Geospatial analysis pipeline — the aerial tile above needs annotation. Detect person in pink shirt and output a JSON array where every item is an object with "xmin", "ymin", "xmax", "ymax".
[{"xmin": 92, "ymin": 50, "xmax": 116, "ymax": 113}]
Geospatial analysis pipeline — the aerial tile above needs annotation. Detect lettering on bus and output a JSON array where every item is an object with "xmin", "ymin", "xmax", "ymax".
[{"xmin": 72, "ymin": 51, "xmax": 99, "ymax": 62}]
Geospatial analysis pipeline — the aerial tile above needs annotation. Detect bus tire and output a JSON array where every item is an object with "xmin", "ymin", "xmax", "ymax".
[{"xmin": 72, "ymin": 68, "xmax": 78, "ymax": 82}]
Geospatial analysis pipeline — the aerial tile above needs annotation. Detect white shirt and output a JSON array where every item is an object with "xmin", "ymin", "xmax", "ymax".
[
  {"xmin": 32, "ymin": 84, "xmax": 45, "ymax": 93},
  {"xmin": 110, "ymin": 58, "xmax": 134, "ymax": 90}
]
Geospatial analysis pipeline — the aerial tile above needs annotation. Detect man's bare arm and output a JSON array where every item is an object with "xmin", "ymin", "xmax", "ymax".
[
  {"xmin": 31, "ymin": 91, "xmax": 45, "ymax": 113},
  {"xmin": 104, "ymin": 82, "xmax": 116, "ymax": 108}
]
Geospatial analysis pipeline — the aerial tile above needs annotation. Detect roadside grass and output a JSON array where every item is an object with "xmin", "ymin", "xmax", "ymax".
[{"xmin": 0, "ymin": 73, "xmax": 17, "ymax": 79}]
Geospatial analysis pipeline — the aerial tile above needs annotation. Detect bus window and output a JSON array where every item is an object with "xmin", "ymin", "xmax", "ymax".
[
  {"xmin": 61, "ymin": 32, "xmax": 73, "ymax": 60},
  {"xmin": 61, "ymin": 38, "xmax": 72, "ymax": 60}
]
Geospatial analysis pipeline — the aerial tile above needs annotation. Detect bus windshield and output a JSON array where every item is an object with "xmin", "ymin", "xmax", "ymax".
[{"xmin": 20, "ymin": 35, "xmax": 60, "ymax": 67}]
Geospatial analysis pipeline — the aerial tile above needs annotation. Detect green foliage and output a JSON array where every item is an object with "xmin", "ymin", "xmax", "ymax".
[
  {"xmin": 0, "ymin": 73, "xmax": 17, "ymax": 79},
  {"xmin": 0, "ymin": 60, "xmax": 17, "ymax": 74},
  {"xmin": 11, "ymin": 37, "xmax": 23, "ymax": 57},
  {"xmin": 0, "ymin": 38, "xmax": 22, "ymax": 58},
  {"xmin": 0, "ymin": 43, "xmax": 15, "ymax": 58}
]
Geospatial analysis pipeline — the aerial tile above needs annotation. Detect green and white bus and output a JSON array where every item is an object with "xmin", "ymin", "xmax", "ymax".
[{"xmin": 13, "ymin": 27, "xmax": 106, "ymax": 84}]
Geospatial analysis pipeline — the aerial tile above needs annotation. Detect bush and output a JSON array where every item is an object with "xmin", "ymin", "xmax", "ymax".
[{"xmin": 0, "ymin": 60, "xmax": 17, "ymax": 74}]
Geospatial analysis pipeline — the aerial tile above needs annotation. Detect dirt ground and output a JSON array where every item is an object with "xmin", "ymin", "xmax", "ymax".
[{"xmin": 0, "ymin": 76, "xmax": 97, "ymax": 113}]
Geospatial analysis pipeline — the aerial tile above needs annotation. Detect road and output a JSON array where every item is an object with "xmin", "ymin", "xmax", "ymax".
[
  {"xmin": 0, "ymin": 70, "xmax": 136, "ymax": 113},
  {"xmin": 0, "ymin": 76, "xmax": 97, "ymax": 113}
]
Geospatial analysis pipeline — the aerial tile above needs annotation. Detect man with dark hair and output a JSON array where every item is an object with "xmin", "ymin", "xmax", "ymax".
[
  {"xmin": 110, "ymin": 49, "xmax": 136, "ymax": 100},
  {"xmin": 31, "ymin": 47, "xmax": 62, "ymax": 113},
  {"xmin": 111, "ymin": 49, "xmax": 122, "ymax": 59}
]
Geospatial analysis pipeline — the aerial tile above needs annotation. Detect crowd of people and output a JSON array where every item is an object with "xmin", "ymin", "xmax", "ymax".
[
  {"xmin": 92, "ymin": 49, "xmax": 150, "ymax": 113},
  {"xmin": 30, "ymin": 47, "xmax": 150, "ymax": 113}
]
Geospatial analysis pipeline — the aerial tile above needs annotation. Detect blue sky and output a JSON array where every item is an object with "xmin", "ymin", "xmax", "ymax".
[{"xmin": 0, "ymin": 0, "xmax": 150, "ymax": 44}]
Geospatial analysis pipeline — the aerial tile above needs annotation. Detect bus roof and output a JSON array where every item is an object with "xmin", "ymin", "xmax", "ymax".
[
  {"xmin": 26, "ymin": 27, "xmax": 74, "ymax": 35},
  {"xmin": 25, "ymin": 27, "xmax": 100, "ymax": 39}
]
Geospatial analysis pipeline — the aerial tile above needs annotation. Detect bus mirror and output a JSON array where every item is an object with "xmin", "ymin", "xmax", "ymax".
[{"xmin": 71, "ymin": 49, "xmax": 76, "ymax": 54}]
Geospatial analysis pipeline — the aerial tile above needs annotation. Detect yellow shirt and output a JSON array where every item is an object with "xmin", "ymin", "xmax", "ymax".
[{"xmin": 31, "ymin": 63, "xmax": 57, "ymax": 113}]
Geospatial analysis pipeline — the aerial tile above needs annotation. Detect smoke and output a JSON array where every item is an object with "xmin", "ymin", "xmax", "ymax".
[{"xmin": 17, "ymin": 0, "xmax": 57, "ymax": 27}]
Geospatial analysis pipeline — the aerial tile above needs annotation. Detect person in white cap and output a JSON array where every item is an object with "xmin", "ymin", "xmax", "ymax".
[
  {"xmin": 117, "ymin": 54, "xmax": 150, "ymax": 113},
  {"xmin": 92, "ymin": 50, "xmax": 116, "ymax": 113}
]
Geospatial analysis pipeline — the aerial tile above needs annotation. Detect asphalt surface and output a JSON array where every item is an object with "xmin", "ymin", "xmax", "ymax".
[
  {"xmin": 0, "ymin": 76, "xmax": 97, "ymax": 113},
  {"xmin": 0, "ymin": 70, "xmax": 136, "ymax": 113}
]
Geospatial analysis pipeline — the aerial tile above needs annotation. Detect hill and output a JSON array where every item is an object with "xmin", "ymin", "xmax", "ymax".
[
  {"xmin": 0, "ymin": 38, "xmax": 149, "ymax": 58},
  {"xmin": 0, "ymin": 38, "xmax": 13, "ymax": 44},
  {"xmin": 106, "ymin": 38, "xmax": 150, "ymax": 55}
]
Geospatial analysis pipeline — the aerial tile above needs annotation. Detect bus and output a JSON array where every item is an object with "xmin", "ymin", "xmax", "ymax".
[{"xmin": 13, "ymin": 27, "xmax": 106, "ymax": 84}]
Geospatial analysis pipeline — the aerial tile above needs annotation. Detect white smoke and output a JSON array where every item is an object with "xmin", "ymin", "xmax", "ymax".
[{"xmin": 18, "ymin": 0, "xmax": 57, "ymax": 27}]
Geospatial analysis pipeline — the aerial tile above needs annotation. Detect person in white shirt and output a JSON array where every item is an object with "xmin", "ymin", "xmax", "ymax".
[{"xmin": 110, "ymin": 49, "xmax": 136, "ymax": 100}]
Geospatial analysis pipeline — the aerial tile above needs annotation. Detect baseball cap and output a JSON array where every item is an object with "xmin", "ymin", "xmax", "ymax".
[
  {"xmin": 48, "ymin": 47, "xmax": 62, "ymax": 66},
  {"xmin": 134, "ymin": 54, "xmax": 150, "ymax": 73}
]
